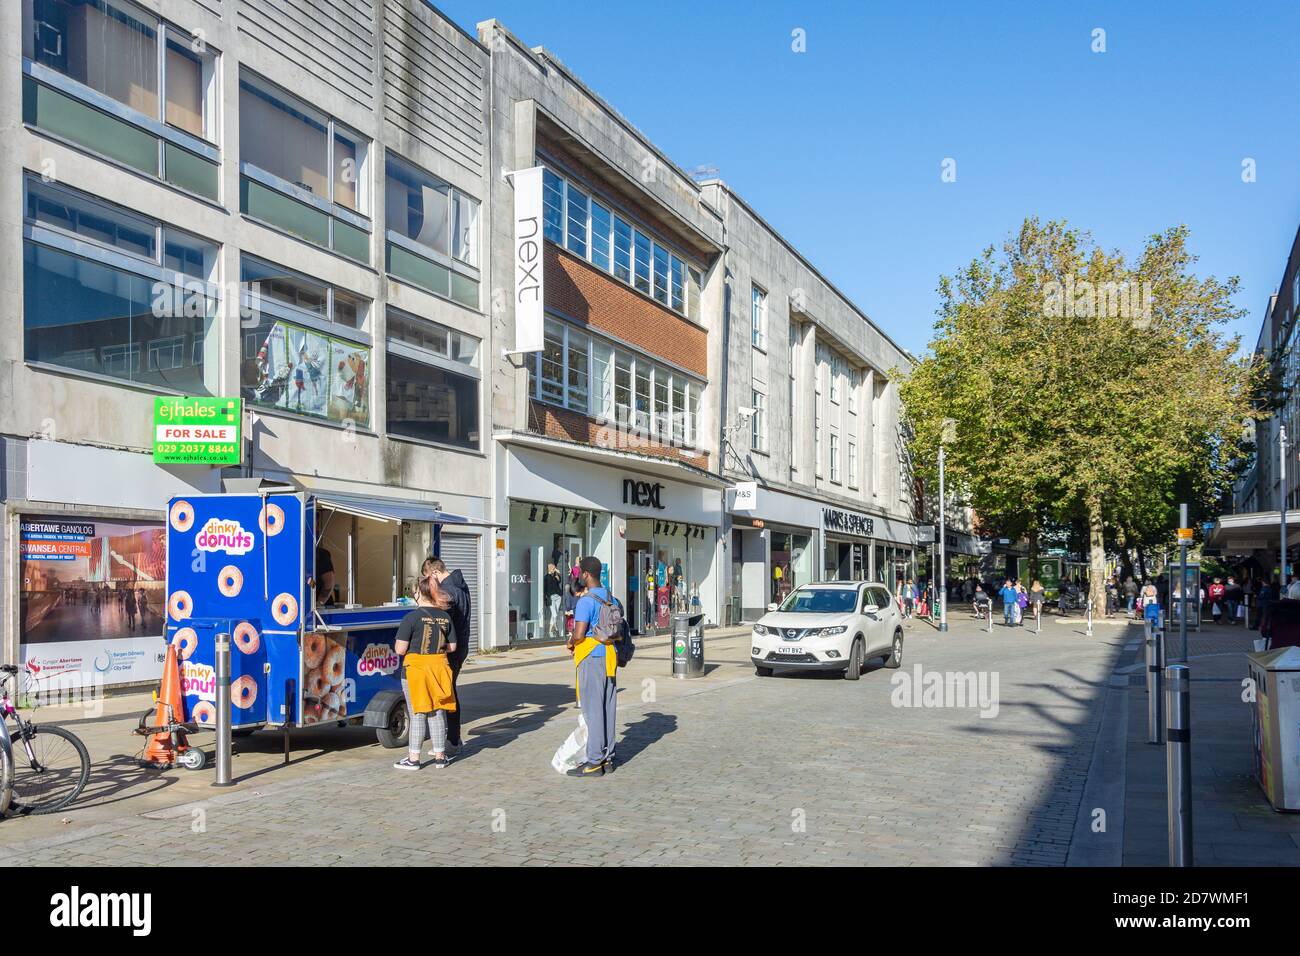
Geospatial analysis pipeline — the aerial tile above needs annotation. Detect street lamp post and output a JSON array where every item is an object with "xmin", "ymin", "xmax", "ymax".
[
  {"xmin": 938, "ymin": 418, "xmax": 955, "ymax": 633},
  {"xmin": 1282, "ymin": 424, "xmax": 1289, "ymax": 590}
]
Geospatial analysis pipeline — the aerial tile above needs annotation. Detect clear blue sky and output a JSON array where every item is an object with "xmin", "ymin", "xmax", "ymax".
[{"xmin": 437, "ymin": 0, "xmax": 1300, "ymax": 355}]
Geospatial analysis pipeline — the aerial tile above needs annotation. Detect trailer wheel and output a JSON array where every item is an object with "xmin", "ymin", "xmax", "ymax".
[
  {"xmin": 376, "ymin": 699, "xmax": 408, "ymax": 749},
  {"xmin": 177, "ymin": 748, "xmax": 206, "ymax": 771}
]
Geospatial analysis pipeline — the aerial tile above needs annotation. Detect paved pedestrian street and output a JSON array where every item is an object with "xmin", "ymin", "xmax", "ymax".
[{"xmin": 4, "ymin": 616, "xmax": 1297, "ymax": 866}]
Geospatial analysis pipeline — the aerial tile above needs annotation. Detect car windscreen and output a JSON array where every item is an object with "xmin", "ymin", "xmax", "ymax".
[{"xmin": 779, "ymin": 588, "xmax": 857, "ymax": 613}]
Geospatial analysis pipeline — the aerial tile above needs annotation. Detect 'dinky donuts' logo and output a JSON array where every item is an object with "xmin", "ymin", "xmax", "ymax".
[
  {"xmin": 357, "ymin": 643, "xmax": 400, "ymax": 676},
  {"xmin": 194, "ymin": 517, "xmax": 256, "ymax": 555},
  {"xmin": 180, "ymin": 661, "xmax": 216, "ymax": 700}
]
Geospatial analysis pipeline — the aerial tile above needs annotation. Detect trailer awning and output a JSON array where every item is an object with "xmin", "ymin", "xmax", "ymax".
[{"xmin": 312, "ymin": 492, "xmax": 469, "ymax": 526}]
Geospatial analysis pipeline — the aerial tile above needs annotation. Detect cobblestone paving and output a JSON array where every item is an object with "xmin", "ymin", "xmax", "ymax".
[{"xmin": 0, "ymin": 617, "xmax": 1123, "ymax": 866}]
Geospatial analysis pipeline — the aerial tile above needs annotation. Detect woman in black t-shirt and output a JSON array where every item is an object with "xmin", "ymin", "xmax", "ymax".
[{"xmin": 393, "ymin": 578, "xmax": 457, "ymax": 770}]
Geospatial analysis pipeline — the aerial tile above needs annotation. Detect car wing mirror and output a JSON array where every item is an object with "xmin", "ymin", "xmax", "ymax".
[
  {"xmin": 766, "ymin": 603, "xmax": 778, "ymax": 612},
  {"xmin": 864, "ymin": 604, "xmax": 880, "ymax": 614}
]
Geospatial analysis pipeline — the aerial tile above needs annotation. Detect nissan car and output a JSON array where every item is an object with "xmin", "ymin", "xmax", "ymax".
[{"xmin": 750, "ymin": 581, "xmax": 904, "ymax": 679}]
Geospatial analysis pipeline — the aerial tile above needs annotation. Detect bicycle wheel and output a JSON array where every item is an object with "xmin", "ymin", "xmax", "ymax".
[
  {"xmin": 0, "ymin": 737, "xmax": 12, "ymax": 818},
  {"xmin": 8, "ymin": 725, "xmax": 90, "ymax": 815}
]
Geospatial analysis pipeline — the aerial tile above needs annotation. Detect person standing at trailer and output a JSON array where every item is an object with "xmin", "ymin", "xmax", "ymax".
[
  {"xmin": 423, "ymin": 557, "xmax": 471, "ymax": 752},
  {"xmin": 393, "ymin": 577, "xmax": 457, "ymax": 770},
  {"xmin": 565, "ymin": 556, "xmax": 619, "ymax": 778}
]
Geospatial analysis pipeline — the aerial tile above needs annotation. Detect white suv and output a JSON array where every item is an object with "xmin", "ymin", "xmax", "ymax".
[{"xmin": 750, "ymin": 582, "xmax": 904, "ymax": 680}]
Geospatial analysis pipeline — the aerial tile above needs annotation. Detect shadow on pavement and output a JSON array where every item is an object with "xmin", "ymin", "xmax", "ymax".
[
  {"xmin": 616, "ymin": 711, "xmax": 678, "ymax": 766},
  {"xmin": 459, "ymin": 680, "xmax": 575, "ymax": 758}
]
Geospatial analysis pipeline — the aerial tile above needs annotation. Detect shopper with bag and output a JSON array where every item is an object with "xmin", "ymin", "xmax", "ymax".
[
  {"xmin": 564, "ymin": 556, "xmax": 621, "ymax": 778},
  {"xmin": 1208, "ymin": 577, "xmax": 1225, "ymax": 624}
]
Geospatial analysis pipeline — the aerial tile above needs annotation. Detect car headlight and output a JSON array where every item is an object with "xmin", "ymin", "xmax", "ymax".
[
  {"xmin": 753, "ymin": 623, "xmax": 769, "ymax": 635},
  {"xmin": 813, "ymin": 625, "xmax": 848, "ymax": 637}
]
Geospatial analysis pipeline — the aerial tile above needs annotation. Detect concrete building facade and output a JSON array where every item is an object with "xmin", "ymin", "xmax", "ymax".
[{"xmin": 2, "ymin": 3, "xmax": 928, "ymax": 681}]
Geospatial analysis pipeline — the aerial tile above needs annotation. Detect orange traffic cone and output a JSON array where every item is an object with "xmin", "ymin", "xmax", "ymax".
[{"xmin": 141, "ymin": 642, "xmax": 188, "ymax": 767}]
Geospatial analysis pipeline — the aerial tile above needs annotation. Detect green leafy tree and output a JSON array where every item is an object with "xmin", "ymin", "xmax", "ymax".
[{"xmin": 900, "ymin": 218, "xmax": 1262, "ymax": 612}]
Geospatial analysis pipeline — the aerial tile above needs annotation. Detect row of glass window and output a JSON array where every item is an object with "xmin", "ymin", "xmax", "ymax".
[
  {"xmin": 542, "ymin": 168, "xmax": 701, "ymax": 320},
  {"xmin": 531, "ymin": 319, "xmax": 702, "ymax": 448},
  {"xmin": 22, "ymin": 0, "xmax": 483, "ymax": 308},
  {"xmin": 22, "ymin": 176, "xmax": 482, "ymax": 451}
]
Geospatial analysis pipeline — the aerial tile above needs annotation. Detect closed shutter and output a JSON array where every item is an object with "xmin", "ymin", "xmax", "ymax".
[{"xmin": 439, "ymin": 532, "xmax": 481, "ymax": 653}]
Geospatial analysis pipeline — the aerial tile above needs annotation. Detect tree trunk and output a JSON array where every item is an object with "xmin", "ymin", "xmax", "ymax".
[
  {"xmin": 1087, "ymin": 498, "xmax": 1108, "ymax": 617},
  {"xmin": 1136, "ymin": 547, "xmax": 1148, "ymax": 581}
]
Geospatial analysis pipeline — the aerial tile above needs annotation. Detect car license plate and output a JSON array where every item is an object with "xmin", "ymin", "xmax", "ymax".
[{"xmin": 775, "ymin": 646, "xmax": 804, "ymax": 655}]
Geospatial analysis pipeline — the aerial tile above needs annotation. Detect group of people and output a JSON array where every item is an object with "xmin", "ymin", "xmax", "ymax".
[
  {"xmin": 996, "ymin": 579, "xmax": 1046, "ymax": 627},
  {"xmin": 395, "ymin": 554, "xmax": 623, "ymax": 779}
]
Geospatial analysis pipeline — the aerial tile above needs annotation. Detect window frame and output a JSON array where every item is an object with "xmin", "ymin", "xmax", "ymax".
[
  {"xmin": 530, "ymin": 317, "xmax": 702, "ymax": 447},
  {"xmin": 538, "ymin": 162, "xmax": 699, "ymax": 320},
  {"xmin": 751, "ymin": 284, "xmax": 768, "ymax": 351},
  {"xmin": 239, "ymin": 71, "xmax": 370, "ymax": 223}
]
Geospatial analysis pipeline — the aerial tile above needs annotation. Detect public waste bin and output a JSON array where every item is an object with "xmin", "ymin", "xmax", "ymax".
[
  {"xmin": 1246, "ymin": 645, "xmax": 1300, "ymax": 812},
  {"xmin": 671, "ymin": 612, "xmax": 705, "ymax": 679}
]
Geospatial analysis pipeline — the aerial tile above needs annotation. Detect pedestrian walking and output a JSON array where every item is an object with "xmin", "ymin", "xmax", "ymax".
[
  {"xmin": 1225, "ymin": 576, "xmax": 1244, "ymax": 626},
  {"xmin": 1029, "ymin": 579, "xmax": 1045, "ymax": 624},
  {"xmin": 124, "ymin": 588, "xmax": 137, "ymax": 630},
  {"xmin": 393, "ymin": 577, "xmax": 457, "ymax": 771},
  {"xmin": 999, "ymin": 579, "xmax": 1018, "ymax": 627},
  {"xmin": 1123, "ymin": 577, "xmax": 1138, "ymax": 613},
  {"xmin": 543, "ymin": 562, "xmax": 564, "ymax": 638},
  {"xmin": 565, "ymin": 556, "xmax": 619, "ymax": 778},
  {"xmin": 902, "ymin": 578, "xmax": 915, "ymax": 618},
  {"xmin": 1208, "ymin": 577, "xmax": 1225, "ymax": 623},
  {"xmin": 423, "ymin": 557, "xmax": 471, "ymax": 751}
]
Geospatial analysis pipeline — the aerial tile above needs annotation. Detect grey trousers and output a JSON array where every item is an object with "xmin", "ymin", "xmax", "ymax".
[{"xmin": 577, "ymin": 654, "xmax": 617, "ymax": 765}]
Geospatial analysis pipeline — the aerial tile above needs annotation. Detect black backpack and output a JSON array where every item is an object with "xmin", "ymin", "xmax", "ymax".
[{"xmin": 594, "ymin": 593, "xmax": 635, "ymax": 667}]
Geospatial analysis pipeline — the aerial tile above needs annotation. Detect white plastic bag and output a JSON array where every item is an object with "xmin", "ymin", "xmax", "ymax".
[{"xmin": 551, "ymin": 713, "xmax": 588, "ymax": 774}]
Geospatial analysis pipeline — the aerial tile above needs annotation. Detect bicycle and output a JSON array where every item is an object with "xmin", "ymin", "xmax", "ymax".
[{"xmin": 0, "ymin": 665, "xmax": 91, "ymax": 817}]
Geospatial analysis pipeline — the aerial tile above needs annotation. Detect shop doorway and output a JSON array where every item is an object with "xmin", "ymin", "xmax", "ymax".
[{"xmin": 626, "ymin": 544, "xmax": 651, "ymax": 634}]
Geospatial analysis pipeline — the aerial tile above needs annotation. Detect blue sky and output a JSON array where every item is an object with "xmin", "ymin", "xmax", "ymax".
[{"xmin": 437, "ymin": 0, "xmax": 1300, "ymax": 355}]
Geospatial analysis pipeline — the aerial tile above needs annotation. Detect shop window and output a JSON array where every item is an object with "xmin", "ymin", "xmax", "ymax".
[
  {"xmin": 23, "ymin": 0, "xmax": 220, "ymax": 198},
  {"xmin": 507, "ymin": 502, "xmax": 611, "ymax": 644}
]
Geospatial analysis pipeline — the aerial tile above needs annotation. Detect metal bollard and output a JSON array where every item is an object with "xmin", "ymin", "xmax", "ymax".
[
  {"xmin": 1165, "ymin": 664, "xmax": 1193, "ymax": 867},
  {"xmin": 1086, "ymin": 599, "xmax": 1094, "ymax": 637},
  {"xmin": 1145, "ymin": 620, "xmax": 1164, "ymax": 744},
  {"xmin": 1035, "ymin": 603, "xmax": 1041, "ymax": 634},
  {"xmin": 213, "ymin": 632, "xmax": 233, "ymax": 787},
  {"xmin": 986, "ymin": 601, "xmax": 993, "ymax": 633}
]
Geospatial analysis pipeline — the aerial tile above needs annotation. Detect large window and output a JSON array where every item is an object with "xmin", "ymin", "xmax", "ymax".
[
  {"xmin": 385, "ymin": 153, "xmax": 481, "ymax": 308},
  {"xmin": 239, "ymin": 255, "xmax": 371, "ymax": 427},
  {"xmin": 239, "ymin": 72, "xmax": 370, "ymax": 262},
  {"xmin": 848, "ymin": 441, "xmax": 858, "ymax": 488},
  {"xmin": 23, "ymin": 0, "xmax": 219, "ymax": 197},
  {"xmin": 541, "ymin": 166, "xmax": 698, "ymax": 319},
  {"xmin": 529, "ymin": 318, "xmax": 702, "ymax": 447},
  {"xmin": 751, "ymin": 284, "xmax": 767, "ymax": 350},
  {"xmin": 23, "ymin": 177, "xmax": 218, "ymax": 394},
  {"xmin": 751, "ymin": 390, "xmax": 767, "ymax": 453},
  {"xmin": 386, "ymin": 309, "xmax": 480, "ymax": 450},
  {"xmin": 830, "ymin": 432, "xmax": 840, "ymax": 483}
]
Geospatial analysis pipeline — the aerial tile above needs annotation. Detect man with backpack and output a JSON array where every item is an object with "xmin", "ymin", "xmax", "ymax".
[{"xmin": 564, "ymin": 556, "xmax": 628, "ymax": 778}]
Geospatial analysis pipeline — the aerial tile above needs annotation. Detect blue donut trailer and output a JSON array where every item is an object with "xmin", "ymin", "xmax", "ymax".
[{"xmin": 163, "ymin": 485, "xmax": 468, "ymax": 748}]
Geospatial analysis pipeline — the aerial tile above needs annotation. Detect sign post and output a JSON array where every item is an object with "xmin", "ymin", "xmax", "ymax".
[
  {"xmin": 153, "ymin": 397, "xmax": 242, "ymax": 466},
  {"xmin": 1178, "ymin": 504, "xmax": 1189, "ymax": 663}
]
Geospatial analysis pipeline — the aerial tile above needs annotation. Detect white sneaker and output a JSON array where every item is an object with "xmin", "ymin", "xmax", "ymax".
[{"xmin": 393, "ymin": 757, "xmax": 420, "ymax": 771}]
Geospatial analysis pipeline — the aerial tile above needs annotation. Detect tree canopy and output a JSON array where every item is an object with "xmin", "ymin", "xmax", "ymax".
[{"xmin": 899, "ymin": 218, "xmax": 1262, "ymax": 610}]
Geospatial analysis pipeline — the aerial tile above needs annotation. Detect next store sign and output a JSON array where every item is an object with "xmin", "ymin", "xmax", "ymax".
[{"xmin": 153, "ymin": 397, "xmax": 242, "ymax": 466}]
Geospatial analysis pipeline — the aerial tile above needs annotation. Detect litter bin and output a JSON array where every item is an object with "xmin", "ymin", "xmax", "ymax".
[
  {"xmin": 671, "ymin": 612, "xmax": 705, "ymax": 679},
  {"xmin": 1246, "ymin": 645, "xmax": 1300, "ymax": 811}
]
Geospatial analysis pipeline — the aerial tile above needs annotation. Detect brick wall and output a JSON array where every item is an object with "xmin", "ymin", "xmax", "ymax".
[
  {"xmin": 528, "ymin": 401, "xmax": 710, "ymax": 469},
  {"xmin": 544, "ymin": 244, "xmax": 707, "ymax": 377}
]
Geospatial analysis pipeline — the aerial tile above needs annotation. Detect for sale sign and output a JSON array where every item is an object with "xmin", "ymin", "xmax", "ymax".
[{"xmin": 153, "ymin": 397, "xmax": 242, "ymax": 466}]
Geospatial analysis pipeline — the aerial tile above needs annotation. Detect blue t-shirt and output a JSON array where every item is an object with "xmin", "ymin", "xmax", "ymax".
[{"xmin": 574, "ymin": 587, "xmax": 610, "ymax": 658}]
